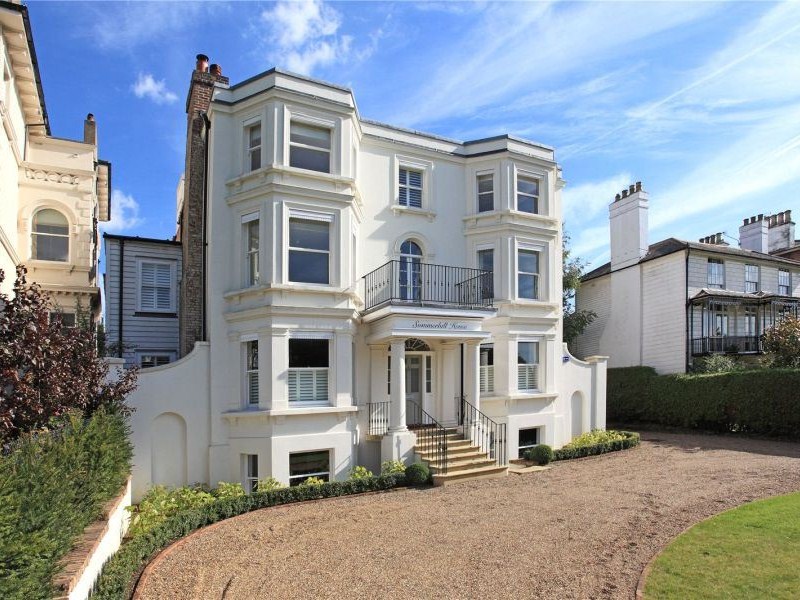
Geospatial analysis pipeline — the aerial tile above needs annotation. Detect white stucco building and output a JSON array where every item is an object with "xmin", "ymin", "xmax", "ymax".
[
  {"xmin": 574, "ymin": 183, "xmax": 800, "ymax": 374},
  {"xmin": 123, "ymin": 56, "xmax": 607, "ymax": 499},
  {"xmin": 0, "ymin": 0, "xmax": 110, "ymax": 322}
]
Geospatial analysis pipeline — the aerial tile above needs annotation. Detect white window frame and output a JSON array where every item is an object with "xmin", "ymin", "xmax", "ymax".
[
  {"xmin": 778, "ymin": 269, "xmax": 791, "ymax": 296},
  {"xmin": 288, "ymin": 333, "xmax": 331, "ymax": 407},
  {"xmin": 242, "ymin": 212, "xmax": 260, "ymax": 287},
  {"xmin": 31, "ymin": 208, "xmax": 70, "ymax": 263},
  {"xmin": 137, "ymin": 259, "xmax": 176, "ymax": 313},
  {"xmin": 244, "ymin": 119, "xmax": 262, "ymax": 173},
  {"xmin": 398, "ymin": 167, "xmax": 424, "ymax": 208},
  {"xmin": 515, "ymin": 173, "xmax": 541, "ymax": 215},
  {"xmin": 244, "ymin": 339, "xmax": 259, "ymax": 407},
  {"xmin": 392, "ymin": 155, "xmax": 433, "ymax": 214},
  {"xmin": 479, "ymin": 344, "xmax": 494, "ymax": 394},
  {"xmin": 707, "ymin": 258, "xmax": 725, "ymax": 289},
  {"xmin": 243, "ymin": 454, "xmax": 259, "ymax": 493},
  {"xmin": 516, "ymin": 245, "xmax": 542, "ymax": 301},
  {"xmin": 288, "ymin": 450, "xmax": 331, "ymax": 486},
  {"xmin": 286, "ymin": 208, "xmax": 334, "ymax": 286},
  {"xmin": 138, "ymin": 352, "xmax": 175, "ymax": 369},
  {"xmin": 517, "ymin": 340, "xmax": 540, "ymax": 393},
  {"xmin": 476, "ymin": 172, "xmax": 495, "ymax": 213},
  {"xmin": 745, "ymin": 264, "xmax": 759, "ymax": 294},
  {"xmin": 288, "ymin": 120, "xmax": 332, "ymax": 173}
]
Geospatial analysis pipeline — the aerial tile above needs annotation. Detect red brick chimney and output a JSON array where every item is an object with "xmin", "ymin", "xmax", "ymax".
[{"xmin": 178, "ymin": 53, "xmax": 229, "ymax": 357}]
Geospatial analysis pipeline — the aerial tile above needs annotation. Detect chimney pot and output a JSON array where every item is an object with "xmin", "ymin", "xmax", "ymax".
[
  {"xmin": 743, "ymin": 219, "xmax": 749, "ymax": 226},
  {"xmin": 621, "ymin": 189, "xmax": 629, "ymax": 198},
  {"xmin": 83, "ymin": 113, "xmax": 97, "ymax": 146},
  {"xmin": 614, "ymin": 193, "xmax": 621, "ymax": 201},
  {"xmin": 635, "ymin": 181, "xmax": 642, "ymax": 192},
  {"xmin": 787, "ymin": 210, "xmax": 792, "ymax": 222},
  {"xmin": 629, "ymin": 184, "xmax": 636, "ymax": 194},
  {"xmin": 86, "ymin": 113, "xmax": 94, "ymax": 122},
  {"xmin": 210, "ymin": 63, "xmax": 222, "ymax": 76},
  {"xmin": 196, "ymin": 53, "xmax": 209, "ymax": 72}
]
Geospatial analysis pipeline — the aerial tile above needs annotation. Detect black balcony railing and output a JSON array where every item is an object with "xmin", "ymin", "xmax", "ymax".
[
  {"xmin": 691, "ymin": 335, "xmax": 762, "ymax": 356},
  {"xmin": 362, "ymin": 260, "xmax": 493, "ymax": 312}
]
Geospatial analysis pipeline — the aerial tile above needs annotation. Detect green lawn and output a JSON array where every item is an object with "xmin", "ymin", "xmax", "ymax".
[{"xmin": 645, "ymin": 492, "xmax": 800, "ymax": 599}]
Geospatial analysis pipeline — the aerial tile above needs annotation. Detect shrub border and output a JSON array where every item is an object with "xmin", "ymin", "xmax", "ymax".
[
  {"xmin": 552, "ymin": 431, "xmax": 641, "ymax": 461},
  {"xmin": 93, "ymin": 474, "xmax": 406, "ymax": 599}
]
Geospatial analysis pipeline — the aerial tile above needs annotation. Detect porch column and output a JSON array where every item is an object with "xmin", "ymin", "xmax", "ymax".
[
  {"xmin": 465, "ymin": 340, "xmax": 481, "ymax": 413},
  {"xmin": 389, "ymin": 339, "xmax": 407, "ymax": 431}
]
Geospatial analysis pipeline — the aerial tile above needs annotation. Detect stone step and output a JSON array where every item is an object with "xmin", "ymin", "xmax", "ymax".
[
  {"xmin": 416, "ymin": 445, "xmax": 485, "ymax": 460},
  {"xmin": 429, "ymin": 456, "xmax": 497, "ymax": 474},
  {"xmin": 415, "ymin": 438, "xmax": 473, "ymax": 451},
  {"xmin": 431, "ymin": 465, "xmax": 508, "ymax": 486}
]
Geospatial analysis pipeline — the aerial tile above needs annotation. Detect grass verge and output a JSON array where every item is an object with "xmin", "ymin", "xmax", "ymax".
[{"xmin": 644, "ymin": 491, "xmax": 800, "ymax": 599}]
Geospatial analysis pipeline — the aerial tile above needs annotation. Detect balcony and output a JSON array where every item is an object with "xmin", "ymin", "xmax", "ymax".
[{"xmin": 362, "ymin": 261, "xmax": 493, "ymax": 313}]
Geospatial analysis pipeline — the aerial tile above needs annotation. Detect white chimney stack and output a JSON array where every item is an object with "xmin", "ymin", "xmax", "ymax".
[
  {"xmin": 739, "ymin": 214, "xmax": 769, "ymax": 253},
  {"xmin": 609, "ymin": 181, "xmax": 649, "ymax": 270},
  {"xmin": 768, "ymin": 210, "xmax": 795, "ymax": 253}
]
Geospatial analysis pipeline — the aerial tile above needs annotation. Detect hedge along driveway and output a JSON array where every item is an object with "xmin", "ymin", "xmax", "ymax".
[
  {"xmin": 134, "ymin": 432, "xmax": 800, "ymax": 600},
  {"xmin": 608, "ymin": 367, "xmax": 800, "ymax": 437}
]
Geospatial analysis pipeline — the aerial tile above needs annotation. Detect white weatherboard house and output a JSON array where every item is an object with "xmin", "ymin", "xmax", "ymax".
[
  {"xmin": 123, "ymin": 56, "xmax": 607, "ymax": 500},
  {"xmin": 574, "ymin": 183, "xmax": 800, "ymax": 374}
]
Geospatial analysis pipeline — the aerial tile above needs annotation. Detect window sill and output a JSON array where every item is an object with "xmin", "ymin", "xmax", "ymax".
[
  {"xmin": 224, "ymin": 282, "xmax": 361, "ymax": 303},
  {"xmin": 134, "ymin": 311, "xmax": 177, "ymax": 318},
  {"xmin": 225, "ymin": 164, "xmax": 355, "ymax": 188},
  {"xmin": 391, "ymin": 205, "xmax": 436, "ymax": 221},
  {"xmin": 222, "ymin": 405, "xmax": 358, "ymax": 419}
]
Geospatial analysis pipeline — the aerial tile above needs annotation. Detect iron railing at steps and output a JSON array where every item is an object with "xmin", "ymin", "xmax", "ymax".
[
  {"xmin": 367, "ymin": 401, "xmax": 390, "ymax": 436},
  {"xmin": 407, "ymin": 398, "xmax": 448, "ymax": 474},
  {"xmin": 457, "ymin": 396, "xmax": 507, "ymax": 467},
  {"xmin": 362, "ymin": 260, "xmax": 494, "ymax": 312}
]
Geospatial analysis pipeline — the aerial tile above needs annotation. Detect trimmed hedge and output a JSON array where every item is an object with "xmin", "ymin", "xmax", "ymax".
[
  {"xmin": 93, "ymin": 473, "xmax": 406, "ymax": 599},
  {"xmin": 553, "ymin": 430, "xmax": 640, "ymax": 461},
  {"xmin": 0, "ymin": 409, "xmax": 132, "ymax": 599},
  {"xmin": 608, "ymin": 366, "xmax": 800, "ymax": 438}
]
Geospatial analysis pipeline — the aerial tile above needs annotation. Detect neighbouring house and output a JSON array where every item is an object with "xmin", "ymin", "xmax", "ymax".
[
  {"xmin": 0, "ymin": 0, "xmax": 110, "ymax": 323},
  {"xmin": 103, "ymin": 233, "xmax": 182, "ymax": 368},
  {"xmin": 574, "ymin": 182, "xmax": 800, "ymax": 374},
  {"xmin": 120, "ymin": 55, "xmax": 608, "ymax": 499}
]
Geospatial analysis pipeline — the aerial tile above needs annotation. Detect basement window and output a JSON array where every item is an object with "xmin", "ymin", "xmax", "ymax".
[
  {"xmin": 289, "ymin": 450, "xmax": 330, "ymax": 486},
  {"xmin": 518, "ymin": 427, "xmax": 540, "ymax": 459}
]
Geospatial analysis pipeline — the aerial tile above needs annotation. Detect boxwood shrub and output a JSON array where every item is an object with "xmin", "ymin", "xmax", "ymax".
[
  {"xmin": 93, "ymin": 473, "xmax": 406, "ymax": 599},
  {"xmin": 553, "ymin": 430, "xmax": 640, "ymax": 461},
  {"xmin": 0, "ymin": 409, "xmax": 132, "ymax": 600},
  {"xmin": 608, "ymin": 366, "xmax": 800, "ymax": 438}
]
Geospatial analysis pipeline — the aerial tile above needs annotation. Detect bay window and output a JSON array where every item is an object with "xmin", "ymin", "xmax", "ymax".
[
  {"xmin": 288, "ymin": 338, "xmax": 329, "ymax": 405},
  {"xmin": 477, "ymin": 174, "xmax": 494, "ymax": 212},
  {"xmin": 32, "ymin": 209, "xmax": 69, "ymax": 262},
  {"xmin": 246, "ymin": 123, "xmax": 261, "ymax": 172},
  {"xmin": 516, "ymin": 176, "xmax": 539, "ymax": 214},
  {"xmin": 245, "ymin": 340, "xmax": 259, "ymax": 406},
  {"xmin": 289, "ymin": 122, "xmax": 331, "ymax": 173},
  {"xmin": 244, "ymin": 216, "xmax": 260, "ymax": 287},
  {"xmin": 517, "ymin": 341, "xmax": 539, "ymax": 392},
  {"xmin": 289, "ymin": 217, "xmax": 330, "ymax": 284},
  {"xmin": 518, "ymin": 249, "xmax": 540, "ymax": 300}
]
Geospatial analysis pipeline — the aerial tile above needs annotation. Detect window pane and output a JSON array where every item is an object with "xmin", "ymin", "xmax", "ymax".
[
  {"xmin": 518, "ymin": 274, "xmax": 537, "ymax": 299},
  {"xmin": 407, "ymin": 170, "xmax": 422, "ymax": 188},
  {"xmin": 401, "ymin": 240, "xmax": 422, "ymax": 256},
  {"xmin": 518, "ymin": 427, "xmax": 539, "ymax": 447},
  {"xmin": 290, "ymin": 123, "xmax": 331, "ymax": 150},
  {"xmin": 518, "ymin": 250, "xmax": 538, "ymax": 274},
  {"xmin": 517, "ymin": 195, "xmax": 537, "ymax": 214},
  {"xmin": 290, "ymin": 146, "xmax": 330, "ymax": 172},
  {"xmin": 248, "ymin": 125, "xmax": 261, "ymax": 148},
  {"xmin": 289, "ymin": 450, "xmax": 330, "ymax": 483},
  {"xmin": 517, "ymin": 177, "xmax": 538, "ymax": 196},
  {"xmin": 34, "ymin": 209, "xmax": 68, "ymax": 233},
  {"xmin": 289, "ymin": 339, "xmax": 329, "ymax": 368},
  {"xmin": 32, "ymin": 234, "xmax": 69, "ymax": 261},
  {"xmin": 249, "ymin": 147, "xmax": 261, "ymax": 171},
  {"xmin": 480, "ymin": 345, "xmax": 493, "ymax": 366},
  {"xmin": 289, "ymin": 251, "xmax": 329, "ymax": 284},
  {"xmin": 407, "ymin": 188, "xmax": 422, "ymax": 208},
  {"xmin": 478, "ymin": 249, "xmax": 493, "ymax": 272},
  {"xmin": 289, "ymin": 219, "xmax": 329, "ymax": 251},
  {"xmin": 518, "ymin": 341, "xmax": 538, "ymax": 365},
  {"xmin": 478, "ymin": 174, "xmax": 493, "ymax": 194},
  {"xmin": 478, "ymin": 193, "xmax": 494, "ymax": 213}
]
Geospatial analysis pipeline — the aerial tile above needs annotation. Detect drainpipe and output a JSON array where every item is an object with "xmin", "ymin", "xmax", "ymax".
[
  {"xmin": 684, "ymin": 246, "xmax": 690, "ymax": 372},
  {"xmin": 118, "ymin": 238, "xmax": 124, "ymax": 359}
]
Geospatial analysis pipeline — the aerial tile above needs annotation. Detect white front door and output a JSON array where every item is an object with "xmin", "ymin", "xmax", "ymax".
[{"xmin": 405, "ymin": 355, "xmax": 423, "ymax": 425}]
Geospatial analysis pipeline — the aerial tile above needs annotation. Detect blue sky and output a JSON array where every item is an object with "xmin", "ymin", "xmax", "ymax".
[{"xmin": 28, "ymin": 0, "xmax": 800, "ymax": 268}]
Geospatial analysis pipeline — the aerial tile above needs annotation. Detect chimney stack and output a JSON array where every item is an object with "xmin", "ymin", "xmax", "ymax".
[
  {"xmin": 83, "ymin": 113, "xmax": 97, "ymax": 146},
  {"xmin": 767, "ymin": 209, "xmax": 795, "ymax": 253},
  {"xmin": 609, "ymin": 181, "xmax": 649, "ymax": 270}
]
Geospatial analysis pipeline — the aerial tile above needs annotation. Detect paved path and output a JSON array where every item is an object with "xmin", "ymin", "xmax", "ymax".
[{"xmin": 136, "ymin": 432, "xmax": 800, "ymax": 599}]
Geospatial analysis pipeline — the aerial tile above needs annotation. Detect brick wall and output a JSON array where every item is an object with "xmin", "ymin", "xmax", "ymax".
[{"xmin": 179, "ymin": 68, "xmax": 228, "ymax": 357}]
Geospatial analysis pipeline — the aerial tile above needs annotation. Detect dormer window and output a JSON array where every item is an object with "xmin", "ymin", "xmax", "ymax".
[
  {"xmin": 289, "ymin": 122, "xmax": 331, "ymax": 173},
  {"xmin": 398, "ymin": 168, "xmax": 423, "ymax": 208}
]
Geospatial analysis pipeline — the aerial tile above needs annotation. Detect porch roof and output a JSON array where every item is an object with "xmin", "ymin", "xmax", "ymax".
[{"xmin": 690, "ymin": 288, "xmax": 800, "ymax": 304}]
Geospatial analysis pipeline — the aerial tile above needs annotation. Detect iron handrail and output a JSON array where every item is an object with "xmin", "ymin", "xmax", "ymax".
[
  {"xmin": 457, "ymin": 395, "xmax": 507, "ymax": 467},
  {"xmin": 367, "ymin": 401, "xmax": 390, "ymax": 436},
  {"xmin": 407, "ymin": 398, "xmax": 449, "ymax": 474}
]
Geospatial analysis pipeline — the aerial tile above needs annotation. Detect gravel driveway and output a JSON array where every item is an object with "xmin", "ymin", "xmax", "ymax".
[{"xmin": 135, "ymin": 432, "xmax": 800, "ymax": 600}]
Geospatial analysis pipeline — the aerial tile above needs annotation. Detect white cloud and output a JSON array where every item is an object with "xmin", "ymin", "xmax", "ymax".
[
  {"xmin": 562, "ymin": 172, "xmax": 632, "ymax": 228},
  {"xmin": 102, "ymin": 190, "xmax": 144, "ymax": 234},
  {"xmin": 257, "ymin": 0, "xmax": 367, "ymax": 75},
  {"xmin": 132, "ymin": 73, "xmax": 178, "ymax": 105}
]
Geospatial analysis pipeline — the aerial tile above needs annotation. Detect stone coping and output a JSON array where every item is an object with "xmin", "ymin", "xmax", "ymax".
[{"xmin": 52, "ymin": 477, "xmax": 131, "ymax": 599}]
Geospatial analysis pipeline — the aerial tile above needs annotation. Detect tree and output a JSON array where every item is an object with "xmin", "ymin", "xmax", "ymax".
[
  {"xmin": 762, "ymin": 315, "xmax": 800, "ymax": 368},
  {"xmin": 563, "ymin": 233, "xmax": 596, "ymax": 348},
  {"xmin": 0, "ymin": 266, "xmax": 137, "ymax": 444}
]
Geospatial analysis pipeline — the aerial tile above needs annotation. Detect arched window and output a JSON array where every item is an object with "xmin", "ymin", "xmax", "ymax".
[
  {"xmin": 399, "ymin": 239, "xmax": 422, "ymax": 301},
  {"xmin": 32, "ymin": 209, "xmax": 69, "ymax": 262}
]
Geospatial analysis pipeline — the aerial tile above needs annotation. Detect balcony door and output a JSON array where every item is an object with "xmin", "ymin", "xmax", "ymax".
[{"xmin": 399, "ymin": 240, "xmax": 422, "ymax": 301}]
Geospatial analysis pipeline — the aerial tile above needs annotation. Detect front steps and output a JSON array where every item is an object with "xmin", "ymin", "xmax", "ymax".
[{"xmin": 415, "ymin": 429, "xmax": 507, "ymax": 486}]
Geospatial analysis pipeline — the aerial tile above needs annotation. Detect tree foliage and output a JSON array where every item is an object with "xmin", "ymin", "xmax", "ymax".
[
  {"xmin": 563, "ymin": 232, "xmax": 596, "ymax": 346},
  {"xmin": 0, "ymin": 266, "xmax": 137, "ymax": 444},
  {"xmin": 762, "ymin": 315, "xmax": 800, "ymax": 368}
]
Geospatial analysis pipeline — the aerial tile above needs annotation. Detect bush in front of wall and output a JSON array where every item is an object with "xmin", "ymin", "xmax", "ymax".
[
  {"xmin": 300, "ymin": 476, "xmax": 325, "ymax": 487},
  {"xmin": 348, "ymin": 465, "xmax": 373, "ymax": 480},
  {"xmin": 404, "ymin": 462, "xmax": 431, "ymax": 485},
  {"xmin": 380, "ymin": 460, "xmax": 406, "ymax": 475},
  {"xmin": 693, "ymin": 354, "xmax": 740, "ymax": 374},
  {"xmin": 93, "ymin": 473, "xmax": 406, "ymax": 600},
  {"xmin": 553, "ymin": 431, "xmax": 640, "ymax": 461},
  {"xmin": 525, "ymin": 444, "xmax": 554, "ymax": 465}
]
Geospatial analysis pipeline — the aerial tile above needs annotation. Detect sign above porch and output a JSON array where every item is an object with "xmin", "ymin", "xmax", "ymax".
[{"xmin": 366, "ymin": 312, "xmax": 490, "ymax": 343}]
